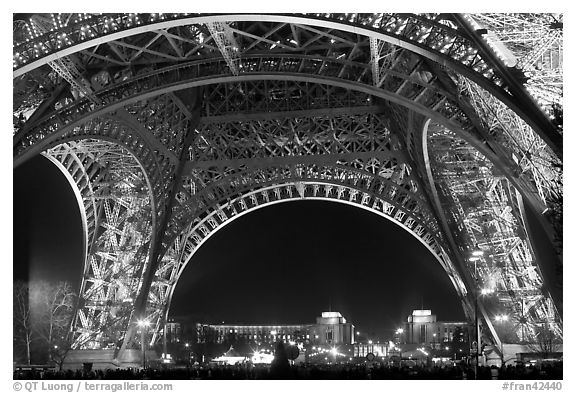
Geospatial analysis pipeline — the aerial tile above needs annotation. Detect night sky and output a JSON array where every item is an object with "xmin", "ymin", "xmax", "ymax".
[{"xmin": 14, "ymin": 155, "xmax": 466, "ymax": 341}]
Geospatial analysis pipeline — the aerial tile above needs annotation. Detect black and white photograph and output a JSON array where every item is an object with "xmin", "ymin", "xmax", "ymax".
[{"xmin": 11, "ymin": 8, "xmax": 565, "ymax": 389}]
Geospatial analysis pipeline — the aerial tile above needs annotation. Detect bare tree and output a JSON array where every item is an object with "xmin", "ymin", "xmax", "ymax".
[
  {"xmin": 29, "ymin": 281, "xmax": 76, "ymax": 369},
  {"xmin": 13, "ymin": 281, "xmax": 34, "ymax": 365},
  {"xmin": 526, "ymin": 324, "xmax": 562, "ymax": 359}
]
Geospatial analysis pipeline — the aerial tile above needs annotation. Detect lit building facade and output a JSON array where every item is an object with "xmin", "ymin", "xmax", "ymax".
[
  {"xmin": 309, "ymin": 312, "xmax": 355, "ymax": 345},
  {"xmin": 354, "ymin": 342, "xmax": 389, "ymax": 358},
  {"xmin": 197, "ymin": 311, "xmax": 354, "ymax": 346},
  {"xmin": 164, "ymin": 319, "xmax": 182, "ymax": 344},
  {"xmin": 403, "ymin": 309, "xmax": 469, "ymax": 348}
]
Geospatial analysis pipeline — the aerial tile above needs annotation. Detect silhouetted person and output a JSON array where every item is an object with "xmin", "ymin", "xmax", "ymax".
[{"xmin": 270, "ymin": 340, "xmax": 291, "ymax": 379}]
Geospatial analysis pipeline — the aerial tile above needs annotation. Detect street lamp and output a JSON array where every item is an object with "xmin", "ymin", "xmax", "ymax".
[
  {"xmin": 137, "ymin": 319, "xmax": 150, "ymax": 369},
  {"xmin": 494, "ymin": 314, "xmax": 509, "ymax": 366},
  {"xmin": 470, "ymin": 248, "xmax": 485, "ymax": 379},
  {"xmin": 394, "ymin": 328, "xmax": 404, "ymax": 345}
]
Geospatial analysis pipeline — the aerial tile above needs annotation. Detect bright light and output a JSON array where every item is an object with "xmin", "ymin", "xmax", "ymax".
[
  {"xmin": 331, "ymin": 347, "xmax": 338, "ymax": 355},
  {"xmin": 356, "ymin": 331, "xmax": 360, "ymax": 335},
  {"xmin": 472, "ymin": 250, "xmax": 484, "ymax": 256},
  {"xmin": 137, "ymin": 320, "xmax": 150, "ymax": 327},
  {"xmin": 417, "ymin": 347, "xmax": 429, "ymax": 356},
  {"xmin": 396, "ymin": 328, "xmax": 404, "ymax": 334},
  {"xmin": 368, "ymin": 340, "xmax": 373, "ymax": 345},
  {"xmin": 481, "ymin": 288, "xmax": 495, "ymax": 295},
  {"xmin": 251, "ymin": 351, "xmax": 274, "ymax": 364},
  {"xmin": 495, "ymin": 314, "xmax": 509, "ymax": 322},
  {"xmin": 469, "ymin": 256, "xmax": 480, "ymax": 262}
]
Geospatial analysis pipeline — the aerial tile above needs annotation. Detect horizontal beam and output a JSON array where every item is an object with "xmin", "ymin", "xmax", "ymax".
[
  {"xmin": 184, "ymin": 150, "xmax": 401, "ymax": 172},
  {"xmin": 199, "ymin": 104, "xmax": 385, "ymax": 124}
]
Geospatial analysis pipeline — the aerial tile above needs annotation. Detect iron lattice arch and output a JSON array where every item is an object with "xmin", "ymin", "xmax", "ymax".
[{"xmin": 13, "ymin": 13, "xmax": 562, "ymax": 356}]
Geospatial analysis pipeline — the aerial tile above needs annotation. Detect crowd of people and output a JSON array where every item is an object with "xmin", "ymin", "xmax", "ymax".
[{"xmin": 14, "ymin": 361, "xmax": 562, "ymax": 380}]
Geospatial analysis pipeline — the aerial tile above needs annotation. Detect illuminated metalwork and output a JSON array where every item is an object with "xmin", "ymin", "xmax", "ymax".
[
  {"xmin": 43, "ymin": 140, "xmax": 154, "ymax": 349},
  {"xmin": 424, "ymin": 124, "xmax": 561, "ymax": 342},
  {"xmin": 467, "ymin": 13, "xmax": 563, "ymax": 112},
  {"xmin": 13, "ymin": 13, "xmax": 562, "ymax": 361}
]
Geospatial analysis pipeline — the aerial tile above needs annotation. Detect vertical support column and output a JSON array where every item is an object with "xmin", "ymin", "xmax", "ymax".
[{"xmin": 117, "ymin": 88, "xmax": 202, "ymax": 364}]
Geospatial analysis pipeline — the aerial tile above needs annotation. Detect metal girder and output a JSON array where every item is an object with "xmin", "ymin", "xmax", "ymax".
[
  {"xmin": 44, "ymin": 140, "xmax": 154, "ymax": 349},
  {"xmin": 468, "ymin": 13, "xmax": 563, "ymax": 109},
  {"xmin": 113, "ymin": 109, "xmax": 179, "ymax": 165},
  {"xmin": 425, "ymin": 125, "xmax": 561, "ymax": 340},
  {"xmin": 117, "ymin": 87, "xmax": 201, "ymax": 357},
  {"xmin": 13, "ymin": 13, "xmax": 562, "ymax": 354},
  {"xmin": 27, "ymin": 15, "xmax": 99, "ymax": 105},
  {"xmin": 12, "ymin": 59, "xmax": 554, "ymax": 254},
  {"xmin": 453, "ymin": 14, "xmax": 561, "ymax": 159},
  {"xmin": 205, "ymin": 21, "xmax": 240, "ymax": 76},
  {"xmin": 13, "ymin": 13, "xmax": 561, "ymax": 159},
  {"xmin": 11, "ymin": 54, "xmax": 479, "ymax": 163},
  {"xmin": 11, "ymin": 13, "xmax": 511, "ymax": 94}
]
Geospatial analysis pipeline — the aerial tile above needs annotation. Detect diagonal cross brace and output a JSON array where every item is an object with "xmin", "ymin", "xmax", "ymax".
[{"xmin": 206, "ymin": 21, "xmax": 240, "ymax": 76}]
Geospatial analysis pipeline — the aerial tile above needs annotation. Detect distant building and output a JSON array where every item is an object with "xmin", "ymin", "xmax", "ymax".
[
  {"xmin": 403, "ymin": 309, "xmax": 469, "ymax": 348},
  {"xmin": 164, "ymin": 319, "xmax": 182, "ymax": 344},
  {"xmin": 197, "ymin": 311, "xmax": 355, "ymax": 346},
  {"xmin": 309, "ymin": 312, "xmax": 355, "ymax": 345}
]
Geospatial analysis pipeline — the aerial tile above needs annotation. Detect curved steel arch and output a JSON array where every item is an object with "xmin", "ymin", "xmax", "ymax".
[
  {"xmin": 11, "ymin": 13, "xmax": 507, "ymax": 88},
  {"xmin": 41, "ymin": 148, "xmax": 90, "ymax": 271},
  {"xmin": 14, "ymin": 65, "xmax": 548, "ymax": 222},
  {"xmin": 12, "ymin": 13, "xmax": 563, "ymax": 362},
  {"xmin": 42, "ymin": 139, "xmax": 158, "ymax": 349},
  {"xmin": 27, "ymin": 118, "xmax": 175, "ymax": 232},
  {"xmin": 165, "ymin": 161, "xmax": 442, "ymax": 254},
  {"xmin": 13, "ymin": 13, "xmax": 559, "ymax": 156},
  {"xmin": 13, "ymin": 55, "xmax": 468, "ymax": 159},
  {"xmin": 150, "ymin": 180, "xmax": 472, "ymax": 343}
]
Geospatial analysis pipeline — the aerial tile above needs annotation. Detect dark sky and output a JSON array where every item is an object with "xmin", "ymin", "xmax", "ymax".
[
  {"xmin": 14, "ymin": 155, "xmax": 466, "ymax": 341},
  {"xmin": 13, "ymin": 155, "xmax": 84, "ymax": 287}
]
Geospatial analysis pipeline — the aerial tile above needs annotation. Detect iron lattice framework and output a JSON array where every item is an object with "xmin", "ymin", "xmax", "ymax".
[{"xmin": 13, "ymin": 13, "xmax": 562, "ymax": 356}]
